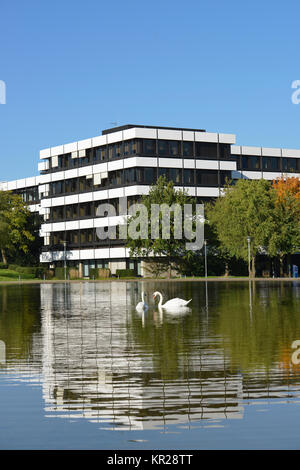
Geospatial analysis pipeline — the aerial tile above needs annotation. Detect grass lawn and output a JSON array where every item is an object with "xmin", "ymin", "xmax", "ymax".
[{"xmin": 0, "ymin": 269, "xmax": 37, "ymax": 281}]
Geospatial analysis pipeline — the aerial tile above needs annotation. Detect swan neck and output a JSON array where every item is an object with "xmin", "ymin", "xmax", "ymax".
[{"xmin": 158, "ymin": 292, "xmax": 163, "ymax": 307}]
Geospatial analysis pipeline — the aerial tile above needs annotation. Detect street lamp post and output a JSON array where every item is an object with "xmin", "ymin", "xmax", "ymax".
[
  {"xmin": 204, "ymin": 239, "xmax": 207, "ymax": 278},
  {"xmin": 62, "ymin": 241, "xmax": 67, "ymax": 281},
  {"xmin": 247, "ymin": 236, "xmax": 251, "ymax": 278}
]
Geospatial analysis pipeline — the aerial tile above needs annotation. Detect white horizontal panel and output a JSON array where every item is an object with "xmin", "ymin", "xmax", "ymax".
[
  {"xmin": 157, "ymin": 129, "xmax": 182, "ymax": 140},
  {"xmin": 79, "ymin": 219, "xmax": 94, "ymax": 229},
  {"xmin": 196, "ymin": 160, "xmax": 219, "ymax": 170},
  {"xmin": 93, "ymin": 190, "xmax": 109, "ymax": 200},
  {"xmin": 51, "ymin": 171, "xmax": 65, "ymax": 182},
  {"xmin": 108, "ymin": 187, "xmax": 124, "ymax": 199},
  {"xmin": 94, "ymin": 248, "xmax": 110, "ymax": 259},
  {"xmin": 40, "ymin": 148, "xmax": 51, "ymax": 159},
  {"xmin": 92, "ymin": 162, "xmax": 108, "ymax": 173},
  {"xmin": 135, "ymin": 156, "xmax": 157, "ymax": 167},
  {"xmin": 261, "ymin": 147, "xmax": 281, "ymax": 157},
  {"xmin": 124, "ymin": 185, "xmax": 150, "ymax": 196},
  {"xmin": 241, "ymin": 146, "xmax": 261, "ymax": 156},
  {"xmin": 92, "ymin": 135, "xmax": 107, "ymax": 147},
  {"xmin": 51, "ymin": 196, "xmax": 65, "ymax": 206},
  {"xmin": 50, "ymin": 145, "xmax": 64, "ymax": 157},
  {"xmin": 184, "ymin": 187, "xmax": 196, "ymax": 196},
  {"xmin": 65, "ymin": 220, "xmax": 80, "ymax": 230},
  {"xmin": 68, "ymin": 250, "xmax": 80, "ymax": 260},
  {"xmin": 28, "ymin": 204, "xmax": 39, "ymax": 212},
  {"xmin": 219, "ymin": 161, "xmax": 236, "ymax": 170},
  {"xmin": 197, "ymin": 187, "xmax": 220, "ymax": 197},
  {"xmin": 242, "ymin": 171, "xmax": 262, "ymax": 180},
  {"xmin": 123, "ymin": 157, "xmax": 137, "ymax": 168},
  {"xmin": 16, "ymin": 178, "xmax": 26, "ymax": 189},
  {"xmin": 38, "ymin": 161, "xmax": 49, "ymax": 172},
  {"xmin": 282, "ymin": 148, "xmax": 300, "ymax": 158},
  {"xmin": 79, "ymin": 249, "xmax": 95, "ymax": 260},
  {"xmin": 134, "ymin": 127, "xmax": 157, "ymax": 139},
  {"xmin": 64, "ymin": 168, "xmax": 78, "ymax": 179},
  {"xmin": 40, "ymin": 198, "xmax": 52, "ymax": 208},
  {"xmin": 231, "ymin": 145, "xmax": 241, "ymax": 154},
  {"xmin": 38, "ymin": 174, "xmax": 51, "ymax": 184},
  {"xmin": 7, "ymin": 181, "xmax": 17, "ymax": 190},
  {"xmin": 78, "ymin": 138, "xmax": 92, "ymax": 151},
  {"xmin": 183, "ymin": 159, "xmax": 195, "ymax": 169},
  {"xmin": 0, "ymin": 182, "xmax": 8, "ymax": 191},
  {"xmin": 195, "ymin": 132, "xmax": 218, "ymax": 143},
  {"xmin": 122, "ymin": 128, "xmax": 138, "ymax": 141},
  {"xmin": 107, "ymin": 131, "xmax": 123, "ymax": 144},
  {"xmin": 94, "ymin": 217, "xmax": 109, "ymax": 227},
  {"xmin": 218, "ymin": 133, "xmax": 236, "ymax": 144},
  {"xmin": 262, "ymin": 172, "xmax": 283, "ymax": 180},
  {"xmin": 78, "ymin": 192, "xmax": 93, "ymax": 203},
  {"xmin": 63, "ymin": 141, "xmax": 78, "ymax": 153},
  {"xmin": 64, "ymin": 194, "xmax": 79, "ymax": 205},
  {"xmin": 51, "ymin": 222, "xmax": 66, "ymax": 232},
  {"xmin": 108, "ymin": 160, "xmax": 124, "ymax": 171},
  {"xmin": 182, "ymin": 131, "xmax": 194, "ymax": 141},
  {"xmin": 78, "ymin": 165, "xmax": 93, "ymax": 177},
  {"xmin": 109, "ymin": 247, "xmax": 126, "ymax": 258},
  {"xmin": 159, "ymin": 158, "xmax": 182, "ymax": 168}
]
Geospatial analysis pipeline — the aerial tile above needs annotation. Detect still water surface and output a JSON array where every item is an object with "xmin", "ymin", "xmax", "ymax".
[{"xmin": 0, "ymin": 280, "xmax": 300, "ymax": 449}]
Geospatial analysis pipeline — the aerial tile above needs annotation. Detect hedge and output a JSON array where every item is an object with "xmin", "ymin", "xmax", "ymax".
[
  {"xmin": 55, "ymin": 267, "xmax": 69, "ymax": 280},
  {"xmin": 0, "ymin": 263, "xmax": 8, "ymax": 269},
  {"xmin": 115, "ymin": 269, "xmax": 136, "ymax": 278}
]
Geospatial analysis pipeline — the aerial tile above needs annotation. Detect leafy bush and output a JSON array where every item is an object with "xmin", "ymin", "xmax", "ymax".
[
  {"xmin": 15, "ymin": 266, "xmax": 36, "ymax": 275},
  {"xmin": 55, "ymin": 267, "xmax": 69, "ymax": 280},
  {"xmin": 0, "ymin": 263, "xmax": 8, "ymax": 269},
  {"xmin": 115, "ymin": 269, "xmax": 135, "ymax": 278},
  {"xmin": 89, "ymin": 268, "xmax": 111, "ymax": 279},
  {"xmin": 8, "ymin": 264, "xmax": 19, "ymax": 271}
]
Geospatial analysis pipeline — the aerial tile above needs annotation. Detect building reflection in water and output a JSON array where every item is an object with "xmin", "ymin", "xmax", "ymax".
[
  {"xmin": 2, "ymin": 280, "xmax": 300, "ymax": 433},
  {"xmin": 40, "ymin": 282, "xmax": 244, "ymax": 430}
]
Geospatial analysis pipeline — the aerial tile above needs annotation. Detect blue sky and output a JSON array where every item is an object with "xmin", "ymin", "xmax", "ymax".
[{"xmin": 1, "ymin": 0, "xmax": 300, "ymax": 180}]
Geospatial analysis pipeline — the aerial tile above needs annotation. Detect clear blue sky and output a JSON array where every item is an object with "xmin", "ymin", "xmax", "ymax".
[{"xmin": 1, "ymin": 0, "xmax": 300, "ymax": 180}]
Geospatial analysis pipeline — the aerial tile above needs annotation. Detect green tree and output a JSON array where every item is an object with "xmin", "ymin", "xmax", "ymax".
[
  {"xmin": 126, "ymin": 176, "xmax": 198, "ymax": 278},
  {"xmin": 0, "ymin": 191, "xmax": 35, "ymax": 265},
  {"xmin": 206, "ymin": 179, "xmax": 275, "ymax": 277}
]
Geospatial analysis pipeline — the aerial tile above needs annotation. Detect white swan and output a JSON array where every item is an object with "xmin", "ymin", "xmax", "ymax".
[
  {"xmin": 136, "ymin": 292, "xmax": 149, "ymax": 312},
  {"xmin": 152, "ymin": 291, "xmax": 192, "ymax": 311}
]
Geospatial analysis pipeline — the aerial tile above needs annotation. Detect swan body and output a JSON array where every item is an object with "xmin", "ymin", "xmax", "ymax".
[
  {"xmin": 152, "ymin": 291, "xmax": 192, "ymax": 311},
  {"xmin": 136, "ymin": 292, "xmax": 148, "ymax": 312}
]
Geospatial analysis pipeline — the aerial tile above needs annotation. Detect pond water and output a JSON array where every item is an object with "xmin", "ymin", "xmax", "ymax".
[{"xmin": 0, "ymin": 280, "xmax": 300, "ymax": 450}]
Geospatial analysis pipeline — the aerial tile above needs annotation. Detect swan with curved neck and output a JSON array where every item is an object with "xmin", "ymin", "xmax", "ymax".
[{"xmin": 152, "ymin": 291, "xmax": 192, "ymax": 311}]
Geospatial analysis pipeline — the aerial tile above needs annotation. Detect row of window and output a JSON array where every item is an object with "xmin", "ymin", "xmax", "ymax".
[
  {"xmin": 48, "ymin": 168, "xmax": 230, "ymax": 197},
  {"xmin": 49, "ymin": 228, "xmax": 126, "ymax": 247},
  {"xmin": 49, "ymin": 196, "xmax": 141, "ymax": 222},
  {"xmin": 14, "ymin": 186, "xmax": 40, "ymax": 203},
  {"xmin": 45, "ymin": 139, "xmax": 231, "ymax": 173},
  {"xmin": 234, "ymin": 155, "xmax": 300, "ymax": 172}
]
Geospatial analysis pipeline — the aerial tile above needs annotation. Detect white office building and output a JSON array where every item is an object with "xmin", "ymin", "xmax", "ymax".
[{"xmin": 1, "ymin": 124, "xmax": 300, "ymax": 276}]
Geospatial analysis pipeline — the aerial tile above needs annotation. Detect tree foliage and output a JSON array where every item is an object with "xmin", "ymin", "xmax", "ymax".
[
  {"xmin": 0, "ymin": 191, "xmax": 35, "ymax": 264},
  {"xmin": 126, "ymin": 176, "xmax": 198, "ymax": 276}
]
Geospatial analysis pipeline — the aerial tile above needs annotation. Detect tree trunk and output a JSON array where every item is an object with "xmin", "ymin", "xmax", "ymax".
[
  {"xmin": 279, "ymin": 254, "xmax": 284, "ymax": 277},
  {"xmin": 251, "ymin": 256, "xmax": 256, "ymax": 278},
  {"xmin": 1, "ymin": 248, "xmax": 7, "ymax": 265},
  {"xmin": 287, "ymin": 253, "xmax": 291, "ymax": 278},
  {"xmin": 224, "ymin": 262, "xmax": 229, "ymax": 277}
]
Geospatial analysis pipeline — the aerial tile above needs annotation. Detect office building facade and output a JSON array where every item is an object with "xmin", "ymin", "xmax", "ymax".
[{"xmin": 1, "ymin": 124, "xmax": 300, "ymax": 276}]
